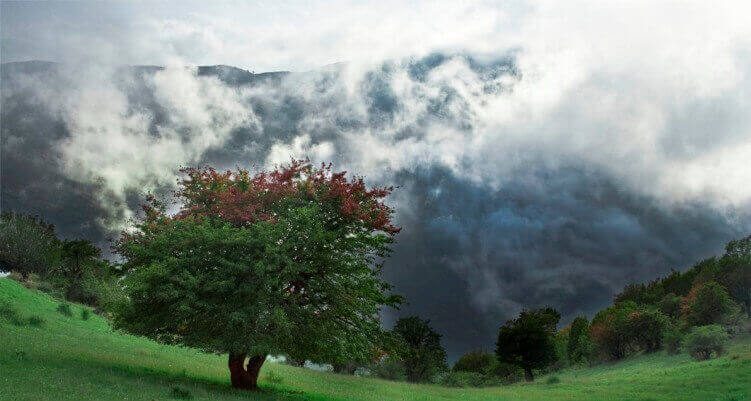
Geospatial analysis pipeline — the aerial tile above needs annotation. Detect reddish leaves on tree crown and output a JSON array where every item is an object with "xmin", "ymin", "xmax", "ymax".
[{"xmin": 148, "ymin": 160, "xmax": 399, "ymax": 235}]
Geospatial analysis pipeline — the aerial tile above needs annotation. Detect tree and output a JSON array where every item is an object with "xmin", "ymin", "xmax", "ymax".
[
  {"xmin": 495, "ymin": 308, "xmax": 560, "ymax": 382},
  {"xmin": 681, "ymin": 281, "xmax": 736, "ymax": 327},
  {"xmin": 59, "ymin": 240, "xmax": 101, "ymax": 302},
  {"xmin": 657, "ymin": 293, "xmax": 682, "ymax": 319},
  {"xmin": 626, "ymin": 308, "xmax": 667, "ymax": 353},
  {"xmin": 566, "ymin": 316, "xmax": 592, "ymax": 364},
  {"xmin": 0, "ymin": 213, "xmax": 60, "ymax": 280},
  {"xmin": 114, "ymin": 161, "xmax": 401, "ymax": 390},
  {"xmin": 590, "ymin": 302, "xmax": 667, "ymax": 359},
  {"xmin": 716, "ymin": 239, "xmax": 751, "ymax": 317},
  {"xmin": 724, "ymin": 234, "xmax": 751, "ymax": 259},
  {"xmin": 589, "ymin": 302, "xmax": 635, "ymax": 360},
  {"xmin": 392, "ymin": 316, "xmax": 448, "ymax": 382},
  {"xmin": 614, "ymin": 282, "xmax": 663, "ymax": 306}
]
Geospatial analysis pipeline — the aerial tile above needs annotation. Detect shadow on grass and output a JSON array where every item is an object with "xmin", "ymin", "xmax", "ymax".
[{"xmin": 11, "ymin": 349, "xmax": 339, "ymax": 401}]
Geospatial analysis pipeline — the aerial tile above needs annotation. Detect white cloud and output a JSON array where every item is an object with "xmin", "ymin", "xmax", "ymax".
[
  {"xmin": 52, "ymin": 66, "xmax": 256, "ymax": 225},
  {"xmin": 4, "ymin": 0, "xmax": 751, "ymax": 221}
]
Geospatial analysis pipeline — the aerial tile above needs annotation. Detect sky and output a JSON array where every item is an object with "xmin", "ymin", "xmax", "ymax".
[{"xmin": 2, "ymin": 0, "xmax": 751, "ymax": 359}]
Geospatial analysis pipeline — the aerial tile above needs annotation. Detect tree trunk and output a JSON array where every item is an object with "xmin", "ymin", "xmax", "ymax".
[
  {"xmin": 228, "ymin": 353, "xmax": 266, "ymax": 390},
  {"xmin": 524, "ymin": 367, "xmax": 534, "ymax": 382}
]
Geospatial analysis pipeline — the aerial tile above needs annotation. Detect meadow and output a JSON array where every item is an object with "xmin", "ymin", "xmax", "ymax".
[{"xmin": 1, "ymin": 278, "xmax": 749, "ymax": 401}]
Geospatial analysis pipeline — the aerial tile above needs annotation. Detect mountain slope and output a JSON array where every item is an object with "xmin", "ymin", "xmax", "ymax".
[{"xmin": 1, "ymin": 278, "xmax": 749, "ymax": 401}]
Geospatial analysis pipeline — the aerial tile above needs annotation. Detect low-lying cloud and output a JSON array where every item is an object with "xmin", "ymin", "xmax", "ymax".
[{"xmin": 2, "ymin": 0, "xmax": 751, "ymax": 358}]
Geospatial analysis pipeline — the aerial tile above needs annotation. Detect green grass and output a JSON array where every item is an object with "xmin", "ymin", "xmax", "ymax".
[{"xmin": 1, "ymin": 278, "xmax": 749, "ymax": 401}]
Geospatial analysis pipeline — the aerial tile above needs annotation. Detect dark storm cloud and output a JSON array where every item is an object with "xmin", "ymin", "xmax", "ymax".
[{"xmin": 382, "ymin": 165, "xmax": 743, "ymax": 359}]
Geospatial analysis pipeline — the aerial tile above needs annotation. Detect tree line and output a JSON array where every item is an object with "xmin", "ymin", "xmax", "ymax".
[{"xmin": 1, "ymin": 160, "xmax": 749, "ymax": 390}]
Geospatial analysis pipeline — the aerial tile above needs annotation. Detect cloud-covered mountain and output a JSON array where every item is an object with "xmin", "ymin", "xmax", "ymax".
[{"xmin": 2, "ymin": 56, "xmax": 750, "ymax": 360}]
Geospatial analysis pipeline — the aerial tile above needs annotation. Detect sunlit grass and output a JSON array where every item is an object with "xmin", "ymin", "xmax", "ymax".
[{"xmin": 1, "ymin": 278, "xmax": 749, "ymax": 401}]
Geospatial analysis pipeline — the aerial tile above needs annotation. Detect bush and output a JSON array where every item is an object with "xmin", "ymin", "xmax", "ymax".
[
  {"xmin": 81, "ymin": 308, "xmax": 91, "ymax": 320},
  {"xmin": 683, "ymin": 325, "xmax": 729, "ymax": 361},
  {"xmin": 452, "ymin": 350, "xmax": 494, "ymax": 374},
  {"xmin": 440, "ymin": 371, "xmax": 486, "ymax": 387},
  {"xmin": 370, "ymin": 355, "xmax": 407, "ymax": 381},
  {"xmin": 487, "ymin": 361, "xmax": 524, "ymax": 384},
  {"xmin": 56, "ymin": 302, "xmax": 73, "ymax": 317},
  {"xmin": 545, "ymin": 375, "xmax": 561, "ymax": 384}
]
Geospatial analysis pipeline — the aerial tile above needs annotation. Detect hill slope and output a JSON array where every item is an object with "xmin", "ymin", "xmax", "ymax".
[{"xmin": 1, "ymin": 278, "xmax": 749, "ymax": 401}]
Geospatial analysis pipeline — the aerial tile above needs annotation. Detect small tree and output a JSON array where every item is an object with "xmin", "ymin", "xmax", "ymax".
[
  {"xmin": 495, "ymin": 308, "xmax": 560, "ymax": 381},
  {"xmin": 626, "ymin": 308, "xmax": 667, "ymax": 353},
  {"xmin": 59, "ymin": 240, "xmax": 101, "ymax": 303},
  {"xmin": 392, "ymin": 316, "xmax": 448, "ymax": 383},
  {"xmin": 590, "ymin": 302, "xmax": 634, "ymax": 360},
  {"xmin": 115, "ymin": 161, "xmax": 401, "ymax": 390},
  {"xmin": 715, "ymin": 244, "xmax": 751, "ymax": 317},
  {"xmin": 683, "ymin": 325, "xmax": 729, "ymax": 360},
  {"xmin": 681, "ymin": 281, "xmax": 736, "ymax": 327},
  {"xmin": 566, "ymin": 316, "xmax": 592, "ymax": 364},
  {"xmin": 0, "ymin": 213, "xmax": 60, "ymax": 280}
]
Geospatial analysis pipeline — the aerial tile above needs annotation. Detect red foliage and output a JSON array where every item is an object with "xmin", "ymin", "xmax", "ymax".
[{"xmin": 152, "ymin": 160, "xmax": 399, "ymax": 235}]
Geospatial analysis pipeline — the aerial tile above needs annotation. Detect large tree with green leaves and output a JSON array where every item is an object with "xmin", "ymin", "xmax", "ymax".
[
  {"xmin": 495, "ymin": 308, "xmax": 560, "ymax": 382},
  {"xmin": 114, "ymin": 161, "xmax": 401, "ymax": 390}
]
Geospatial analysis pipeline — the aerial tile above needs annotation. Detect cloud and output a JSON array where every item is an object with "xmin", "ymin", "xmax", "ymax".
[{"xmin": 3, "ymin": 0, "xmax": 751, "ymax": 358}]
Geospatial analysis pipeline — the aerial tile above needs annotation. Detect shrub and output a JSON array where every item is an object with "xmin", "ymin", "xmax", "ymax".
[
  {"xmin": 81, "ymin": 308, "xmax": 91, "ymax": 320},
  {"xmin": 370, "ymin": 355, "xmax": 407, "ymax": 381},
  {"xmin": 440, "ymin": 371, "xmax": 485, "ymax": 387},
  {"xmin": 453, "ymin": 350, "xmax": 494, "ymax": 374},
  {"xmin": 487, "ymin": 361, "xmax": 524, "ymax": 384},
  {"xmin": 683, "ymin": 325, "xmax": 729, "ymax": 361},
  {"xmin": 681, "ymin": 281, "xmax": 736, "ymax": 327},
  {"xmin": 545, "ymin": 375, "xmax": 561, "ymax": 385},
  {"xmin": 56, "ymin": 302, "xmax": 73, "ymax": 317}
]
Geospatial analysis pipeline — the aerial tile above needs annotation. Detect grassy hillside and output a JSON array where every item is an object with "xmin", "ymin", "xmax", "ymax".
[{"xmin": 1, "ymin": 278, "xmax": 749, "ymax": 401}]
